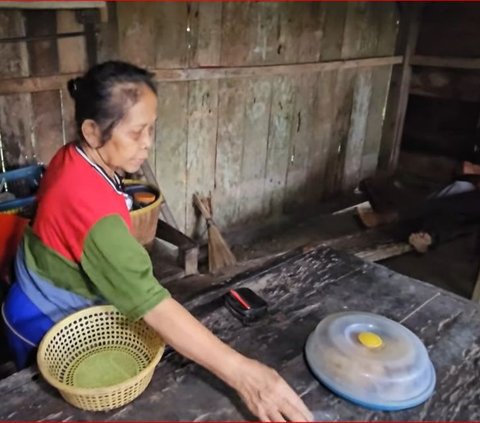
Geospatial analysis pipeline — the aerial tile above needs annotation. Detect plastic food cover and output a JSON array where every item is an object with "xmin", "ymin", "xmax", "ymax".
[{"xmin": 305, "ymin": 311, "xmax": 436, "ymax": 411}]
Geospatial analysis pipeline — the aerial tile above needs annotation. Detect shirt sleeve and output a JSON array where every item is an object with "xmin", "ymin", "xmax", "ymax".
[{"xmin": 80, "ymin": 214, "xmax": 170, "ymax": 320}]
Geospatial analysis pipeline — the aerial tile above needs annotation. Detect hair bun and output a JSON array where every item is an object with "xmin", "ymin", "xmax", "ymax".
[{"xmin": 67, "ymin": 77, "xmax": 83, "ymax": 100}]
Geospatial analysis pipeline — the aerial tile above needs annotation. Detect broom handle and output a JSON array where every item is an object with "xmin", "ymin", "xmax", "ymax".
[{"xmin": 192, "ymin": 193, "xmax": 212, "ymax": 221}]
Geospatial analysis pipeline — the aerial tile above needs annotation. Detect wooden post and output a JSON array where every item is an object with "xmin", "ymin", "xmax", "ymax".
[
  {"xmin": 472, "ymin": 270, "xmax": 480, "ymax": 302},
  {"xmin": 378, "ymin": 3, "xmax": 423, "ymax": 173}
]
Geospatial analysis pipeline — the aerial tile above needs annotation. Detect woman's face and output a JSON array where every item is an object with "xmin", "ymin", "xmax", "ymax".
[{"xmin": 100, "ymin": 83, "xmax": 158, "ymax": 174}]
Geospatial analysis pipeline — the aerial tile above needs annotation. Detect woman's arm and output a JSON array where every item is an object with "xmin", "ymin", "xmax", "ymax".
[{"xmin": 143, "ymin": 297, "xmax": 313, "ymax": 422}]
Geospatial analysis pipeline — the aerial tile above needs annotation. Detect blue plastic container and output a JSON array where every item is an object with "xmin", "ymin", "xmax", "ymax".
[{"xmin": 0, "ymin": 165, "xmax": 43, "ymax": 212}]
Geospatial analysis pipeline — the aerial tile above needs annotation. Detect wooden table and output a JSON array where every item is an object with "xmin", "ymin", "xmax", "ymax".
[{"xmin": 1, "ymin": 247, "xmax": 479, "ymax": 421}]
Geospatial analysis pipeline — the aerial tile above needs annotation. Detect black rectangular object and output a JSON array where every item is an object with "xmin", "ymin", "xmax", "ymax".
[{"xmin": 224, "ymin": 287, "xmax": 268, "ymax": 325}]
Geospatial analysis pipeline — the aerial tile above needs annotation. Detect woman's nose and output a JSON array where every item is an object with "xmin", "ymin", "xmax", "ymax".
[{"xmin": 141, "ymin": 131, "xmax": 153, "ymax": 150}]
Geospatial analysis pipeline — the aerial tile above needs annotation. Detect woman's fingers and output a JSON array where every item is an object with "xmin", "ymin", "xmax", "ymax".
[
  {"xmin": 234, "ymin": 359, "xmax": 313, "ymax": 422},
  {"xmin": 276, "ymin": 382, "xmax": 313, "ymax": 422},
  {"xmin": 267, "ymin": 409, "xmax": 286, "ymax": 422}
]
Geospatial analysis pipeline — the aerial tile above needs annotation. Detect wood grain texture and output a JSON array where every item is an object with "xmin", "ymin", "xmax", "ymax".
[
  {"xmin": 362, "ymin": 3, "xmax": 398, "ymax": 179},
  {"xmin": 117, "ymin": 3, "xmax": 189, "ymax": 68},
  {"xmin": 189, "ymin": 2, "xmax": 222, "ymax": 68},
  {"xmin": 25, "ymin": 10, "xmax": 63, "ymax": 164},
  {"xmin": 96, "ymin": 2, "xmax": 119, "ymax": 62},
  {"xmin": 0, "ymin": 56, "xmax": 402, "ymax": 95},
  {"xmin": 306, "ymin": 70, "xmax": 337, "ymax": 201},
  {"xmin": 378, "ymin": 4, "xmax": 422, "ymax": 172},
  {"xmin": 236, "ymin": 77, "xmax": 272, "ymax": 224},
  {"xmin": 220, "ymin": 2, "xmax": 250, "ymax": 67},
  {"xmin": 154, "ymin": 82, "xmax": 189, "ymax": 233},
  {"xmin": 284, "ymin": 73, "xmax": 318, "ymax": 210},
  {"xmin": 56, "ymin": 10, "xmax": 87, "ymax": 74},
  {"xmin": 341, "ymin": 2, "xmax": 376, "ymax": 190},
  {"xmin": 0, "ymin": 3, "xmax": 400, "ymax": 231},
  {"xmin": 264, "ymin": 75, "xmax": 296, "ymax": 217},
  {"xmin": 116, "ymin": 2, "xmax": 160, "ymax": 68},
  {"xmin": 213, "ymin": 78, "xmax": 246, "ymax": 228},
  {"xmin": 154, "ymin": 3, "xmax": 189, "ymax": 69},
  {"xmin": 56, "ymin": 10, "xmax": 86, "ymax": 144},
  {"xmin": 320, "ymin": 2, "xmax": 348, "ymax": 62},
  {"xmin": 2, "ymin": 247, "xmax": 479, "ymax": 421},
  {"xmin": 185, "ymin": 79, "xmax": 218, "ymax": 237},
  {"xmin": 0, "ymin": 10, "xmax": 34, "ymax": 167}
]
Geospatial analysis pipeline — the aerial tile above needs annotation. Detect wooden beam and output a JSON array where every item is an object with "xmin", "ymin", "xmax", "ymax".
[
  {"xmin": 0, "ymin": 55, "xmax": 402, "ymax": 95},
  {"xmin": 411, "ymin": 55, "xmax": 480, "ymax": 70},
  {"xmin": 0, "ymin": 2, "xmax": 105, "ymax": 9},
  {"xmin": 378, "ymin": 4, "xmax": 423, "ymax": 173}
]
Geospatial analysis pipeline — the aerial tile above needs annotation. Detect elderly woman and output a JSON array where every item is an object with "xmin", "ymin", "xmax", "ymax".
[{"xmin": 1, "ymin": 61, "xmax": 312, "ymax": 422}]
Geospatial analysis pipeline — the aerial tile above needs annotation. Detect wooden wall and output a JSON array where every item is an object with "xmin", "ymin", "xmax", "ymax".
[
  {"xmin": 405, "ymin": 3, "xmax": 480, "ymax": 162},
  {"xmin": 0, "ymin": 3, "xmax": 398, "ymax": 236}
]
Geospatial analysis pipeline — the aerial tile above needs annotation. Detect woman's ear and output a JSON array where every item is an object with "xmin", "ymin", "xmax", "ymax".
[{"xmin": 81, "ymin": 119, "xmax": 103, "ymax": 149}]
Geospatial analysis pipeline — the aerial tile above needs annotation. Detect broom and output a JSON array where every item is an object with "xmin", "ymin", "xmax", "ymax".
[{"xmin": 192, "ymin": 193, "xmax": 236, "ymax": 273}]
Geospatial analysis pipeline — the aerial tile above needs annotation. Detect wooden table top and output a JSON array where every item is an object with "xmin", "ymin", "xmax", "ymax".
[{"xmin": 1, "ymin": 247, "xmax": 479, "ymax": 421}]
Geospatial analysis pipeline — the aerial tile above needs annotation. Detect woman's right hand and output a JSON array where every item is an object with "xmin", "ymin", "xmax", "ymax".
[
  {"xmin": 144, "ymin": 298, "xmax": 313, "ymax": 422},
  {"xmin": 229, "ymin": 357, "xmax": 313, "ymax": 422}
]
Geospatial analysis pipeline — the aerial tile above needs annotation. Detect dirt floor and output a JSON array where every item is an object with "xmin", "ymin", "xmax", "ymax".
[{"xmin": 383, "ymin": 232, "xmax": 479, "ymax": 299}]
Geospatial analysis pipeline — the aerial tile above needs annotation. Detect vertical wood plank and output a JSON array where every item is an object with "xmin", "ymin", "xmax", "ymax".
[
  {"xmin": 263, "ymin": 75, "xmax": 296, "ymax": 216},
  {"xmin": 276, "ymin": 3, "xmax": 303, "ymax": 64},
  {"xmin": 213, "ymin": 79, "xmax": 246, "ymax": 228},
  {"xmin": 237, "ymin": 77, "xmax": 272, "ymax": 223},
  {"xmin": 56, "ymin": 11, "xmax": 87, "ymax": 74},
  {"xmin": 116, "ymin": 3, "xmax": 159, "ymax": 68},
  {"xmin": 326, "ymin": 69, "xmax": 355, "ymax": 195},
  {"xmin": 155, "ymin": 3, "xmax": 189, "ymax": 69},
  {"xmin": 117, "ymin": 3, "xmax": 189, "ymax": 68},
  {"xmin": 220, "ymin": 3, "xmax": 250, "ymax": 66},
  {"xmin": 324, "ymin": 2, "xmax": 363, "ymax": 195},
  {"xmin": 57, "ymin": 10, "xmax": 87, "ymax": 144},
  {"xmin": 185, "ymin": 80, "xmax": 218, "ymax": 237},
  {"xmin": 189, "ymin": 2, "xmax": 222, "ymax": 67},
  {"xmin": 278, "ymin": 3, "xmax": 326, "ymax": 64},
  {"xmin": 155, "ymin": 82, "xmax": 189, "ymax": 233},
  {"xmin": 298, "ymin": 2, "xmax": 326, "ymax": 63},
  {"xmin": 284, "ymin": 73, "xmax": 318, "ymax": 210},
  {"xmin": 378, "ymin": 4, "xmax": 423, "ymax": 172},
  {"xmin": 320, "ymin": 3, "xmax": 348, "ymax": 61},
  {"xmin": 342, "ymin": 3, "xmax": 378, "ymax": 189},
  {"xmin": 0, "ymin": 10, "xmax": 33, "ymax": 168},
  {"xmin": 362, "ymin": 4, "xmax": 399, "ymax": 178},
  {"xmin": 306, "ymin": 70, "xmax": 337, "ymax": 201},
  {"xmin": 343, "ymin": 70, "xmax": 373, "ymax": 189},
  {"xmin": 97, "ymin": 2, "xmax": 120, "ymax": 62},
  {"xmin": 25, "ymin": 10, "xmax": 63, "ymax": 164},
  {"xmin": 247, "ymin": 3, "xmax": 281, "ymax": 65},
  {"xmin": 317, "ymin": 3, "xmax": 348, "ymax": 197}
]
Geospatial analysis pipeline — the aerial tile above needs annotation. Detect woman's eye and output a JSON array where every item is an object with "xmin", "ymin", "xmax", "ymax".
[{"xmin": 131, "ymin": 130, "xmax": 142, "ymax": 140}]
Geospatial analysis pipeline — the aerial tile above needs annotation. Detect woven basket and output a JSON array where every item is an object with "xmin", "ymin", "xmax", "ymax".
[
  {"xmin": 37, "ymin": 305, "xmax": 164, "ymax": 411},
  {"xmin": 126, "ymin": 180, "xmax": 163, "ymax": 249}
]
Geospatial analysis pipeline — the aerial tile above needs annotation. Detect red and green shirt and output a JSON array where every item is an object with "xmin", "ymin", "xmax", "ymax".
[{"xmin": 17, "ymin": 143, "xmax": 170, "ymax": 322}]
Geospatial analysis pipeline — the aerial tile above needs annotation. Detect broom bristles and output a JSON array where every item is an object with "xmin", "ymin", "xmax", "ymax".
[
  {"xmin": 208, "ymin": 224, "xmax": 236, "ymax": 273},
  {"xmin": 193, "ymin": 193, "xmax": 236, "ymax": 273}
]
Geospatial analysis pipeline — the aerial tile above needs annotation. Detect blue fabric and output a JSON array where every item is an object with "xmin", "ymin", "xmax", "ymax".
[
  {"xmin": 2, "ymin": 282, "xmax": 54, "ymax": 369},
  {"xmin": 15, "ymin": 244, "xmax": 98, "ymax": 322}
]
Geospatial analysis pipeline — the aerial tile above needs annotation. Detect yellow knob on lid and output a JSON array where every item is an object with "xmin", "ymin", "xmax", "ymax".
[{"xmin": 358, "ymin": 331, "xmax": 383, "ymax": 349}]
